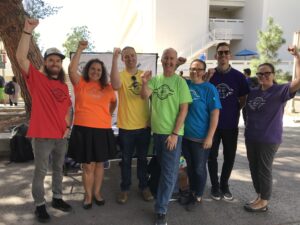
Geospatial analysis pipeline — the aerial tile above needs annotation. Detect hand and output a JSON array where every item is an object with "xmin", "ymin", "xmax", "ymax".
[
  {"xmin": 78, "ymin": 40, "xmax": 88, "ymax": 51},
  {"xmin": 141, "ymin": 70, "xmax": 152, "ymax": 84},
  {"xmin": 165, "ymin": 134, "xmax": 178, "ymax": 151},
  {"xmin": 63, "ymin": 128, "xmax": 71, "ymax": 139},
  {"xmin": 288, "ymin": 45, "xmax": 299, "ymax": 58},
  {"xmin": 24, "ymin": 18, "xmax": 39, "ymax": 33},
  {"xmin": 113, "ymin": 47, "xmax": 121, "ymax": 59},
  {"xmin": 203, "ymin": 137, "xmax": 213, "ymax": 149},
  {"xmin": 176, "ymin": 57, "xmax": 187, "ymax": 67},
  {"xmin": 206, "ymin": 68, "xmax": 216, "ymax": 80}
]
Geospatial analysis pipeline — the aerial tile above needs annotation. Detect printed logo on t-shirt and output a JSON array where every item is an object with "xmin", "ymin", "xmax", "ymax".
[
  {"xmin": 153, "ymin": 84, "xmax": 174, "ymax": 100},
  {"xmin": 50, "ymin": 88, "xmax": 68, "ymax": 102},
  {"xmin": 128, "ymin": 82, "xmax": 141, "ymax": 95},
  {"xmin": 190, "ymin": 89, "xmax": 201, "ymax": 101},
  {"xmin": 248, "ymin": 97, "xmax": 266, "ymax": 111},
  {"xmin": 87, "ymin": 87, "xmax": 104, "ymax": 99},
  {"xmin": 216, "ymin": 83, "xmax": 233, "ymax": 99}
]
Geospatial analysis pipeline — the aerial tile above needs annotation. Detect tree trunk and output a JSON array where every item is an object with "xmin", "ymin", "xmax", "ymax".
[{"xmin": 0, "ymin": 0, "xmax": 43, "ymax": 116}]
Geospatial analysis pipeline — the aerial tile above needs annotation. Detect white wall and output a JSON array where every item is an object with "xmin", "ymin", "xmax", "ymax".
[{"xmin": 155, "ymin": 0, "xmax": 210, "ymax": 58}]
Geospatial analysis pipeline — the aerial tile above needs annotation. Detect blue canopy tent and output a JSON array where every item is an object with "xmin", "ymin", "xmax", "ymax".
[{"xmin": 235, "ymin": 49, "xmax": 258, "ymax": 59}]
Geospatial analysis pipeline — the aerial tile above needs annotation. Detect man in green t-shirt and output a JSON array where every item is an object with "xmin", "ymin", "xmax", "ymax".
[{"xmin": 141, "ymin": 48, "xmax": 192, "ymax": 225}]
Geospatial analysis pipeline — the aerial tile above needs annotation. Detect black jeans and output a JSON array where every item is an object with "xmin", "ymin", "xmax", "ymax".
[
  {"xmin": 208, "ymin": 128, "xmax": 238, "ymax": 190},
  {"xmin": 246, "ymin": 141, "xmax": 279, "ymax": 200},
  {"xmin": 119, "ymin": 127, "xmax": 151, "ymax": 191}
]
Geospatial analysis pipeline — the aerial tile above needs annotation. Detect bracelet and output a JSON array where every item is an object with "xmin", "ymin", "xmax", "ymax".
[
  {"xmin": 23, "ymin": 30, "xmax": 32, "ymax": 35},
  {"xmin": 66, "ymin": 126, "xmax": 71, "ymax": 129},
  {"xmin": 172, "ymin": 132, "xmax": 178, "ymax": 136}
]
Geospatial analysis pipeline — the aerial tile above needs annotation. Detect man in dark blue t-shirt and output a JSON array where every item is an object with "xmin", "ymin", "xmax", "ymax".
[{"xmin": 208, "ymin": 42, "xmax": 250, "ymax": 201}]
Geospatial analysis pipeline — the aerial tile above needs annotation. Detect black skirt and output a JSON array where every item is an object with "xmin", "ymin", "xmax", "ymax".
[{"xmin": 67, "ymin": 125, "xmax": 117, "ymax": 163}]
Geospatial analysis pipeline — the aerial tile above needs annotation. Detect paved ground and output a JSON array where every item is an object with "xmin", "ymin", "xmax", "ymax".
[{"xmin": 0, "ymin": 125, "xmax": 300, "ymax": 225}]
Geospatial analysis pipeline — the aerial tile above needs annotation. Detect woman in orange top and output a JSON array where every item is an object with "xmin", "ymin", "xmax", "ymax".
[{"xmin": 67, "ymin": 41, "xmax": 117, "ymax": 209}]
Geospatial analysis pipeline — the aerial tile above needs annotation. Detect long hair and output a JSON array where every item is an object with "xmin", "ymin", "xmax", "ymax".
[
  {"xmin": 82, "ymin": 59, "xmax": 108, "ymax": 88},
  {"xmin": 43, "ymin": 66, "xmax": 66, "ymax": 83}
]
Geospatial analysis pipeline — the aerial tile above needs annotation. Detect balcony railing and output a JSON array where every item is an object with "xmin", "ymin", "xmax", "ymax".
[{"xmin": 210, "ymin": 18, "xmax": 244, "ymax": 39}]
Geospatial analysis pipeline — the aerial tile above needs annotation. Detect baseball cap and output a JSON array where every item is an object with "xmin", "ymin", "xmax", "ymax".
[{"xmin": 44, "ymin": 47, "xmax": 65, "ymax": 60}]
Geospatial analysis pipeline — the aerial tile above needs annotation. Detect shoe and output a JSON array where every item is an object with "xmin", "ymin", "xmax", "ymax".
[
  {"xmin": 169, "ymin": 192, "xmax": 180, "ymax": 202},
  {"xmin": 82, "ymin": 202, "xmax": 92, "ymax": 210},
  {"xmin": 94, "ymin": 197, "xmax": 105, "ymax": 206},
  {"xmin": 185, "ymin": 194, "xmax": 197, "ymax": 212},
  {"xmin": 141, "ymin": 188, "xmax": 154, "ymax": 201},
  {"xmin": 35, "ymin": 204, "xmax": 50, "ymax": 223},
  {"xmin": 178, "ymin": 191, "xmax": 190, "ymax": 205},
  {"xmin": 117, "ymin": 191, "xmax": 128, "ymax": 204},
  {"xmin": 221, "ymin": 187, "xmax": 233, "ymax": 201},
  {"xmin": 155, "ymin": 213, "xmax": 167, "ymax": 225},
  {"xmin": 244, "ymin": 204, "xmax": 268, "ymax": 212},
  {"xmin": 245, "ymin": 197, "xmax": 260, "ymax": 206},
  {"xmin": 52, "ymin": 198, "xmax": 72, "ymax": 212},
  {"xmin": 210, "ymin": 187, "xmax": 221, "ymax": 201}
]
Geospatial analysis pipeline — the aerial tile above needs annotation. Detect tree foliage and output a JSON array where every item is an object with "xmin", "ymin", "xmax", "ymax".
[
  {"xmin": 23, "ymin": 0, "xmax": 61, "ymax": 19},
  {"xmin": 62, "ymin": 26, "xmax": 95, "ymax": 57},
  {"xmin": 250, "ymin": 17, "xmax": 286, "ymax": 74}
]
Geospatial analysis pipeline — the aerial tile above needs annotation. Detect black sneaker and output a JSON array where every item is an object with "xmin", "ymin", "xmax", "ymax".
[
  {"xmin": 211, "ymin": 187, "xmax": 221, "ymax": 201},
  {"xmin": 185, "ymin": 194, "xmax": 197, "ymax": 212},
  {"xmin": 221, "ymin": 187, "xmax": 233, "ymax": 201},
  {"xmin": 35, "ymin": 204, "xmax": 50, "ymax": 223},
  {"xmin": 155, "ymin": 213, "xmax": 167, "ymax": 225},
  {"xmin": 52, "ymin": 198, "xmax": 72, "ymax": 212},
  {"xmin": 169, "ymin": 192, "xmax": 180, "ymax": 202}
]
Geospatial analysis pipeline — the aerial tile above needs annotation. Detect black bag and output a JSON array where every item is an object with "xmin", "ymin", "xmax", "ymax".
[
  {"xmin": 0, "ymin": 76, "xmax": 4, "ymax": 88},
  {"xmin": 4, "ymin": 81, "xmax": 15, "ymax": 95},
  {"xmin": 147, "ymin": 156, "xmax": 161, "ymax": 197},
  {"xmin": 10, "ymin": 124, "xmax": 34, "ymax": 162}
]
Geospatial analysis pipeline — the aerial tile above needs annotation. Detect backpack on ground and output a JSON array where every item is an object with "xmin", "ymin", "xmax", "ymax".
[
  {"xmin": 10, "ymin": 124, "xmax": 34, "ymax": 162},
  {"xmin": 147, "ymin": 156, "xmax": 161, "ymax": 197},
  {"xmin": 4, "ymin": 81, "xmax": 15, "ymax": 95}
]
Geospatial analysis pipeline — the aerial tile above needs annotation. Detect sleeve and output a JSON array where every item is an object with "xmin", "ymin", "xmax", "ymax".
[
  {"xmin": 208, "ymin": 85, "xmax": 222, "ymax": 112},
  {"xmin": 281, "ymin": 83, "xmax": 296, "ymax": 102},
  {"xmin": 179, "ymin": 77, "xmax": 192, "ymax": 104},
  {"xmin": 238, "ymin": 73, "xmax": 250, "ymax": 97}
]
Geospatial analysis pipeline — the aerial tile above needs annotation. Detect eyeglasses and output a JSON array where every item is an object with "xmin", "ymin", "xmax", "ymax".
[
  {"xmin": 217, "ymin": 50, "xmax": 230, "ymax": 56},
  {"xmin": 189, "ymin": 68, "xmax": 205, "ymax": 73},
  {"xmin": 256, "ymin": 72, "xmax": 273, "ymax": 78},
  {"xmin": 131, "ymin": 75, "xmax": 138, "ymax": 88}
]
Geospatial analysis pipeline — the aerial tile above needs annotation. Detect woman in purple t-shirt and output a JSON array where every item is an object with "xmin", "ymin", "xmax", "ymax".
[{"xmin": 244, "ymin": 46, "xmax": 300, "ymax": 213}]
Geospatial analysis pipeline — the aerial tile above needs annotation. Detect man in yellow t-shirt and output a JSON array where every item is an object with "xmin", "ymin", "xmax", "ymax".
[{"xmin": 110, "ymin": 47, "xmax": 153, "ymax": 204}]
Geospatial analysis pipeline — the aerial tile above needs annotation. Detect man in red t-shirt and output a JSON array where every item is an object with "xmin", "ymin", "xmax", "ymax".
[{"xmin": 16, "ymin": 18, "xmax": 72, "ymax": 223}]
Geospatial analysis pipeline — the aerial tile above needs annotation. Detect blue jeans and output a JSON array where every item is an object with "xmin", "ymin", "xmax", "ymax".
[
  {"xmin": 119, "ymin": 127, "xmax": 151, "ymax": 191},
  {"xmin": 182, "ymin": 138, "xmax": 210, "ymax": 197},
  {"xmin": 154, "ymin": 134, "xmax": 182, "ymax": 214}
]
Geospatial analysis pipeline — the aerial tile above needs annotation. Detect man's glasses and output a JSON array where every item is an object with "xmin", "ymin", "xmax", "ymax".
[
  {"xmin": 131, "ymin": 75, "xmax": 138, "ymax": 88},
  {"xmin": 189, "ymin": 68, "xmax": 205, "ymax": 73},
  {"xmin": 256, "ymin": 72, "xmax": 273, "ymax": 78},
  {"xmin": 217, "ymin": 50, "xmax": 230, "ymax": 56}
]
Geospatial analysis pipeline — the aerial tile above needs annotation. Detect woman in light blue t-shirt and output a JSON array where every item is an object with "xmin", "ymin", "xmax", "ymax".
[{"xmin": 182, "ymin": 59, "xmax": 221, "ymax": 211}]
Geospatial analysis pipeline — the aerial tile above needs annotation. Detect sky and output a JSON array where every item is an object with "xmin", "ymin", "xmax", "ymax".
[{"xmin": 35, "ymin": 0, "xmax": 124, "ymax": 53}]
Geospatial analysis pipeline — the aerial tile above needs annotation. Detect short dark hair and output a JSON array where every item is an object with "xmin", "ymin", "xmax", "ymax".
[
  {"xmin": 190, "ymin": 59, "xmax": 207, "ymax": 71},
  {"xmin": 216, "ymin": 42, "xmax": 230, "ymax": 51},
  {"xmin": 258, "ymin": 63, "xmax": 275, "ymax": 73},
  {"xmin": 243, "ymin": 68, "xmax": 251, "ymax": 75},
  {"xmin": 82, "ymin": 59, "xmax": 108, "ymax": 88}
]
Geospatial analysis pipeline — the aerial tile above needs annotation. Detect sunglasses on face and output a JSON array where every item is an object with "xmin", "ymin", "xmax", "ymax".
[
  {"xmin": 256, "ymin": 72, "xmax": 273, "ymax": 78},
  {"xmin": 131, "ymin": 75, "xmax": 138, "ymax": 88},
  {"xmin": 189, "ymin": 68, "xmax": 205, "ymax": 73},
  {"xmin": 217, "ymin": 50, "xmax": 230, "ymax": 56}
]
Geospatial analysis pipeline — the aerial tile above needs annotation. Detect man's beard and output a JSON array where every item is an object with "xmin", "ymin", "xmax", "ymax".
[{"xmin": 44, "ymin": 66, "xmax": 62, "ymax": 77}]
